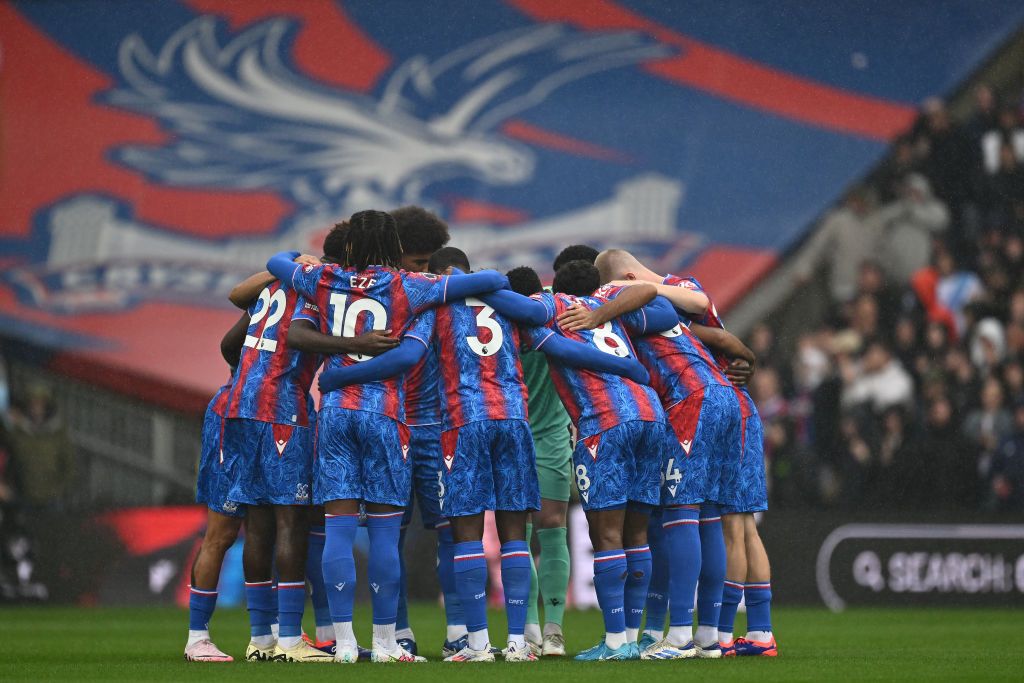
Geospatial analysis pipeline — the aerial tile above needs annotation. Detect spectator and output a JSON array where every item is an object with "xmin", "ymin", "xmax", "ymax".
[
  {"xmin": 985, "ymin": 143, "xmax": 1024, "ymax": 232},
  {"xmin": 980, "ymin": 106, "xmax": 1024, "ymax": 175},
  {"xmin": 841, "ymin": 340, "xmax": 914, "ymax": 414},
  {"xmin": 792, "ymin": 187, "xmax": 881, "ymax": 302},
  {"xmin": 6, "ymin": 383, "xmax": 74, "ymax": 511},
  {"xmin": 962, "ymin": 377, "xmax": 1012, "ymax": 488},
  {"xmin": 988, "ymin": 401, "xmax": 1024, "ymax": 512},
  {"xmin": 915, "ymin": 98, "xmax": 975, "ymax": 217},
  {"xmin": 970, "ymin": 318, "xmax": 1006, "ymax": 373},
  {"xmin": 965, "ymin": 84, "xmax": 999, "ymax": 144},
  {"xmin": 855, "ymin": 260, "xmax": 903, "ymax": 331},
  {"xmin": 934, "ymin": 249, "xmax": 984, "ymax": 336},
  {"xmin": 877, "ymin": 174, "xmax": 950, "ymax": 283},
  {"xmin": 905, "ymin": 397, "xmax": 975, "ymax": 509}
]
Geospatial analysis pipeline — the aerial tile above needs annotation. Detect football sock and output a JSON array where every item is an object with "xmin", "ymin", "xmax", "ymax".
[
  {"xmin": 537, "ymin": 526, "xmax": 570, "ymax": 627},
  {"xmin": 187, "ymin": 587, "xmax": 217, "ymax": 647},
  {"xmin": 543, "ymin": 622, "xmax": 562, "ymax": 637},
  {"xmin": 663, "ymin": 506, "xmax": 700, "ymax": 643},
  {"xmin": 435, "ymin": 524, "xmax": 466, "ymax": 636},
  {"xmin": 593, "ymin": 549, "xmax": 627, "ymax": 647},
  {"xmin": 745, "ymin": 582, "xmax": 773, "ymax": 638},
  {"xmin": 276, "ymin": 580, "xmax": 305, "ymax": 648},
  {"xmin": 525, "ymin": 623, "xmax": 542, "ymax": 645},
  {"xmin": 624, "ymin": 545, "xmax": 652, "ymax": 643},
  {"xmin": 525, "ymin": 523, "xmax": 540, "ymax": 628},
  {"xmin": 334, "ymin": 621, "xmax": 356, "ymax": 649},
  {"xmin": 454, "ymin": 540, "xmax": 489, "ymax": 650},
  {"xmin": 500, "ymin": 541, "xmax": 532, "ymax": 645},
  {"xmin": 366, "ymin": 512, "xmax": 403, "ymax": 633},
  {"xmin": 396, "ymin": 526, "xmax": 410, "ymax": 633},
  {"xmin": 244, "ymin": 580, "xmax": 275, "ymax": 646},
  {"xmin": 322, "ymin": 515, "xmax": 358, "ymax": 631},
  {"xmin": 372, "ymin": 623, "xmax": 397, "ymax": 651},
  {"xmin": 696, "ymin": 504, "xmax": 725, "ymax": 646},
  {"xmin": 719, "ymin": 580, "xmax": 744, "ymax": 642},
  {"xmin": 305, "ymin": 525, "xmax": 333, "ymax": 641},
  {"xmin": 644, "ymin": 513, "xmax": 668, "ymax": 638}
]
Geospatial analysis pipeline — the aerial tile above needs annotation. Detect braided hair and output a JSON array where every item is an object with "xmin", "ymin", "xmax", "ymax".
[{"xmin": 339, "ymin": 210, "xmax": 403, "ymax": 270}]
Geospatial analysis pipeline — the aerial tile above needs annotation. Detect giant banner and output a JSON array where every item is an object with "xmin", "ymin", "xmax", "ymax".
[{"xmin": 2, "ymin": 1, "xmax": 1022, "ymax": 409}]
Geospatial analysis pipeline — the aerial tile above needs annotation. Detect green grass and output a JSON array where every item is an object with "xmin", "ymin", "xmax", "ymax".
[{"xmin": 0, "ymin": 604, "xmax": 1019, "ymax": 681}]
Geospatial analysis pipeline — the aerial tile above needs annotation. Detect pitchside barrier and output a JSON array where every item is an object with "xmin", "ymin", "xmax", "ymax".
[{"xmin": 11, "ymin": 506, "xmax": 1023, "ymax": 609}]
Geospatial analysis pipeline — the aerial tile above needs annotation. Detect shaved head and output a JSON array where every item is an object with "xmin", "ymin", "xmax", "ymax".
[{"xmin": 595, "ymin": 248, "xmax": 657, "ymax": 284}]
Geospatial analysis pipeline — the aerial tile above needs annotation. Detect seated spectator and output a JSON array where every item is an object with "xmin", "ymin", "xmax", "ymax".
[
  {"xmin": 934, "ymin": 249, "xmax": 984, "ymax": 336},
  {"xmin": 855, "ymin": 260, "xmax": 904, "ymax": 332},
  {"xmin": 970, "ymin": 318, "xmax": 1006, "ymax": 373}
]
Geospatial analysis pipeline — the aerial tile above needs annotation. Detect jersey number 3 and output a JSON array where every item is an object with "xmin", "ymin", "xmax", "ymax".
[{"xmin": 464, "ymin": 297, "xmax": 503, "ymax": 357}]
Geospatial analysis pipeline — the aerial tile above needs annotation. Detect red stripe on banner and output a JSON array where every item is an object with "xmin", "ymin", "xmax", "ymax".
[
  {"xmin": 448, "ymin": 197, "xmax": 529, "ymax": 226},
  {"xmin": 98, "ymin": 505, "xmax": 207, "ymax": 556},
  {"xmin": 0, "ymin": 5, "xmax": 292, "ymax": 239},
  {"xmin": 508, "ymin": 0, "xmax": 917, "ymax": 141},
  {"xmin": 684, "ymin": 247, "xmax": 779, "ymax": 314},
  {"xmin": 501, "ymin": 119, "xmax": 633, "ymax": 162},
  {"xmin": 185, "ymin": 0, "xmax": 390, "ymax": 92}
]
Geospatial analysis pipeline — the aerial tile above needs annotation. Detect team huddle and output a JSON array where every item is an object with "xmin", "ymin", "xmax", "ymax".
[{"xmin": 184, "ymin": 207, "xmax": 777, "ymax": 664}]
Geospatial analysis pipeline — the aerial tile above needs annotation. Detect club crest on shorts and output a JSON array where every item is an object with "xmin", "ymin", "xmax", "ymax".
[{"xmin": 295, "ymin": 483, "xmax": 309, "ymax": 502}]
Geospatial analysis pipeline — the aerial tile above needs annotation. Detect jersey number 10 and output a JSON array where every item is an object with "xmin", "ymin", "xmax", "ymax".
[{"xmin": 329, "ymin": 293, "xmax": 388, "ymax": 361}]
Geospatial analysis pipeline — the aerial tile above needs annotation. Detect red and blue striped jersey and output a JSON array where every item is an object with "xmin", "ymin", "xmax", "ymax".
[
  {"xmin": 290, "ymin": 264, "xmax": 447, "ymax": 420},
  {"xmin": 434, "ymin": 296, "xmax": 529, "ymax": 430},
  {"xmin": 663, "ymin": 273, "xmax": 756, "ymax": 415},
  {"xmin": 404, "ymin": 353, "xmax": 441, "ymax": 427},
  {"xmin": 592, "ymin": 284, "xmax": 730, "ymax": 408},
  {"xmin": 224, "ymin": 281, "xmax": 319, "ymax": 426},
  {"xmin": 526, "ymin": 292, "xmax": 664, "ymax": 439},
  {"xmin": 209, "ymin": 376, "xmax": 233, "ymax": 417}
]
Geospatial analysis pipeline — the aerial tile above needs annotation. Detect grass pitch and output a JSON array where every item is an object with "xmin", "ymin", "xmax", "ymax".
[{"xmin": 0, "ymin": 604, "xmax": 1018, "ymax": 681}]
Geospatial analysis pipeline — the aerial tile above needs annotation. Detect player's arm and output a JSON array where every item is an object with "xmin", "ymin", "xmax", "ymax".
[
  {"xmin": 532, "ymin": 329, "xmax": 650, "ymax": 385},
  {"xmin": 443, "ymin": 269, "xmax": 509, "ymax": 301},
  {"xmin": 287, "ymin": 319, "xmax": 400, "ymax": 356},
  {"xmin": 478, "ymin": 289, "xmax": 551, "ymax": 326},
  {"xmin": 607, "ymin": 280, "xmax": 709, "ymax": 316},
  {"xmin": 228, "ymin": 271, "xmax": 276, "ymax": 309},
  {"xmin": 556, "ymin": 283, "xmax": 659, "ymax": 331},
  {"xmin": 317, "ymin": 338, "xmax": 428, "ymax": 393},
  {"xmin": 265, "ymin": 251, "xmax": 322, "ymax": 298},
  {"xmin": 220, "ymin": 313, "xmax": 250, "ymax": 367},
  {"xmin": 689, "ymin": 323, "xmax": 756, "ymax": 386}
]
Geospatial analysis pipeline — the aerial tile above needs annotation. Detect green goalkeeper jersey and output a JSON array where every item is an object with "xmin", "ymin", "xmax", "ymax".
[{"xmin": 521, "ymin": 348, "xmax": 570, "ymax": 437}]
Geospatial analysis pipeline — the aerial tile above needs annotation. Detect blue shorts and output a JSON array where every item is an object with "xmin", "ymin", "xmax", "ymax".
[
  {"xmin": 721, "ymin": 406, "xmax": 768, "ymax": 514},
  {"xmin": 403, "ymin": 423, "xmax": 444, "ymax": 529},
  {"xmin": 315, "ymin": 407, "xmax": 412, "ymax": 507},
  {"xmin": 223, "ymin": 417, "xmax": 313, "ymax": 506},
  {"xmin": 195, "ymin": 407, "xmax": 245, "ymax": 518},
  {"xmin": 572, "ymin": 420, "xmax": 668, "ymax": 511},
  {"xmin": 664, "ymin": 385, "xmax": 742, "ymax": 506},
  {"xmin": 440, "ymin": 419, "xmax": 540, "ymax": 517}
]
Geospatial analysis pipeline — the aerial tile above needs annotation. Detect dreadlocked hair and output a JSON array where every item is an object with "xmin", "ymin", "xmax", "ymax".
[{"xmin": 340, "ymin": 210, "xmax": 403, "ymax": 270}]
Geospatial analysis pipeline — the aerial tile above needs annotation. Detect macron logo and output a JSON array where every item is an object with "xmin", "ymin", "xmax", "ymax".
[
  {"xmin": 334, "ymin": 582, "xmax": 346, "ymax": 591},
  {"xmin": 680, "ymin": 439, "xmax": 692, "ymax": 455},
  {"xmin": 401, "ymin": 444, "xmax": 409, "ymax": 461},
  {"xmin": 443, "ymin": 454, "xmax": 455, "ymax": 472},
  {"xmin": 587, "ymin": 444, "xmax": 598, "ymax": 461},
  {"xmin": 370, "ymin": 583, "xmax": 380, "ymax": 594},
  {"xmin": 581, "ymin": 491, "xmax": 589, "ymax": 503},
  {"xmin": 275, "ymin": 438, "xmax": 288, "ymax": 455},
  {"xmin": 668, "ymin": 484, "xmax": 678, "ymax": 497}
]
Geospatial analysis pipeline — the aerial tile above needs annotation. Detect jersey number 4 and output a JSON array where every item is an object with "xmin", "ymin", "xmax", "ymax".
[
  {"xmin": 245, "ymin": 287, "xmax": 287, "ymax": 353},
  {"xmin": 464, "ymin": 297, "xmax": 503, "ymax": 357},
  {"xmin": 330, "ymin": 293, "xmax": 388, "ymax": 361}
]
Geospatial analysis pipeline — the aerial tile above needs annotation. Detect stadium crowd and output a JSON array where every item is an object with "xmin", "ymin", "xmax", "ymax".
[{"xmin": 763, "ymin": 85, "xmax": 1024, "ymax": 514}]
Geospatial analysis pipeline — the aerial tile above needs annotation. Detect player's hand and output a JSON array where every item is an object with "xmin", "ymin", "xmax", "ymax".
[
  {"xmin": 725, "ymin": 358, "xmax": 754, "ymax": 386},
  {"xmin": 293, "ymin": 254, "xmax": 321, "ymax": 267},
  {"xmin": 344, "ymin": 330, "xmax": 400, "ymax": 356},
  {"xmin": 557, "ymin": 304, "xmax": 601, "ymax": 331}
]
